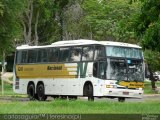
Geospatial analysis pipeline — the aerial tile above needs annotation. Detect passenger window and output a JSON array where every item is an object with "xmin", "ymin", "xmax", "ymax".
[
  {"xmin": 98, "ymin": 61, "xmax": 107, "ymax": 79},
  {"xmin": 28, "ymin": 50, "xmax": 37, "ymax": 63},
  {"xmin": 16, "ymin": 50, "xmax": 27, "ymax": 64},
  {"xmin": 70, "ymin": 47, "xmax": 82, "ymax": 62},
  {"xmin": 59, "ymin": 47, "xmax": 70, "ymax": 62},
  {"xmin": 37, "ymin": 49, "xmax": 48, "ymax": 63},
  {"xmin": 48, "ymin": 48, "xmax": 59, "ymax": 62},
  {"xmin": 82, "ymin": 46, "xmax": 94, "ymax": 61},
  {"xmin": 16, "ymin": 51, "xmax": 22, "ymax": 64},
  {"xmin": 93, "ymin": 62, "xmax": 98, "ymax": 77},
  {"xmin": 94, "ymin": 46, "xmax": 105, "ymax": 60},
  {"xmin": 21, "ymin": 51, "xmax": 28, "ymax": 63}
]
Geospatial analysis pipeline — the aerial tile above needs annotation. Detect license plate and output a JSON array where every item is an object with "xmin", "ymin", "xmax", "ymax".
[{"xmin": 123, "ymin": 91, "xmax": 129, "ymax": 95}]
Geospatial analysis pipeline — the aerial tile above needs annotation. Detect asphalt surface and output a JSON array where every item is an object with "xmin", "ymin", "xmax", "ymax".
[{"xmin": 0, "ymin": 95, "xmax": 160, "ymax": 102}]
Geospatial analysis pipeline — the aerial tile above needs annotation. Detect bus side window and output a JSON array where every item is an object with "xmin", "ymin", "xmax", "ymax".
[
  {"xmin": 70, "ymin": 47, "xmax": 82, "ymax": 62},
  {"xmin": 98, "ymin": 62, "xmax": 107, "ymax": 79},
  {"xmin": 59, "ymin": 47, "xmax": 70, "ymax": 62},
  {"xmin": 94, "ymin": 46, "xmax": 105, "ymax": 60},
  {"xmin": 21, "ymin": 51, "xmax": 28, "ymax": 63},
  {"xmin": 93, "ymin": 62, "xmax": 98, "ymax": 78},
  {"xmin": 16, "ymin": 51, "xmax": 22, "ymax": 64},
  {"xmin": 28, "ymin": 50, "xmax": 37, "ymax": 63},
  {"xmin": 82, "ymin": 46, "xmax": 94, "ymax": 61},
  {"xmin": 48, "ymin": 48, "xmax": 59, "ymax": 62},
  {"xmin": 37, "ymin": 49, "xmax": 48, "ymax": 63}
]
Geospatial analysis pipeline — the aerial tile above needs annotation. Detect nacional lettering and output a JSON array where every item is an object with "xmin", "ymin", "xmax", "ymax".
[
  {"xmin": 47, "ymin": 65, "xmax": 62, "ymax": 70},
  {"xmin": 129, "ymin": 83, "xmax": 144, "ymax": 87}
]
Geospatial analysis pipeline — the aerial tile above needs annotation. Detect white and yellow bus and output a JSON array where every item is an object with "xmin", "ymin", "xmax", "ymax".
[{"xmin": 13, "ymin": 39, "xmax": 144, "ymax": 102}]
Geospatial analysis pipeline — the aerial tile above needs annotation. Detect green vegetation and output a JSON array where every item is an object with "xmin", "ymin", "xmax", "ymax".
[
  {"xmin": 144, "ymin": 81, "xmax": 160, "ymax": 94},
  {"xmin": 2, "ymin": 83, "xmax": 12, "ymax": 95},
  {"xmin": 0, "ymin": 81, "xmax": 160, "ymax": 114},
  {"xmin": 0, "ymin": 81, "xmax": 23, "ymax": 97},
  {"xmin": 1, "ymin": 0, "xmax": 160, "ymax": 114},
  {"xmin": 0, "ymin": 100, "xmax": 160, "ymax": 114},
  {"xmin": 132, "ymin": 0, "xmax": 160, "ymax": 90}
]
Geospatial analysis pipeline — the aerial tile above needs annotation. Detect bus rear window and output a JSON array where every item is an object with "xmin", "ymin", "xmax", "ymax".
[{"xmin": 16, "ymin": 50, "xmax": 28, "ymax": 64}]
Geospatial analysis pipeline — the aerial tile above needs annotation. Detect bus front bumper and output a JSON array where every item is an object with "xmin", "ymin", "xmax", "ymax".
[{"xmin": 104, "ymin": 88, "xmax": 143, "ymax": 98}]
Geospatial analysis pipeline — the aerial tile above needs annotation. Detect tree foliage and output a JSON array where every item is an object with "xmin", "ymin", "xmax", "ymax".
[
  {"xmin": 21, "ymin": 0, "xmax": 60, "ymax": 45},
  {"xmin": 132, "ymin": 0, "xmax": 160, "ymax": 90},
  {"xmin": 132, "ymin": 0, "xmax": 160, "ymax": 71},
  {"xmin": 133, "ymin": 0, "xmax": 160, "ymax": 52},
  {"xmin": 144, "ymin": 50, "xmax": 160, "ymax": 72},
  {"xmin": 82, "ymin": 0, "xmax": 141, "ymax": 42},
  {"xmin": 0, "ymin": 0, "xmax": 25, "ymax": 58}
]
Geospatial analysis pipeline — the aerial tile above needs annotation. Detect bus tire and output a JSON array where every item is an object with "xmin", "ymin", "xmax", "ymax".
[
  {"xmin": 118, "ymin": 97, "xmax": 125, "ymax": 102},
  {"xmin": 27, "ymin": 83, "xmax": 36, "ymax": 101},
  {"xmin": 84, "ymin": 83, "xmax": 94, "ymax": 101},
  {"xmin": 36, "ymin": 83, "xmax": 47, "ymax": 101}
]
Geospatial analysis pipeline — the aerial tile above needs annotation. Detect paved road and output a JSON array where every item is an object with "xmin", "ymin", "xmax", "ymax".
[{"xmin": 0, "ymin": 95, "xmax": 160, "ymax": 102}]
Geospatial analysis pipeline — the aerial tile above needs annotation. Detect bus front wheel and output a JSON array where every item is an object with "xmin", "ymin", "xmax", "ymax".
[
  {"xmin": 36, "ymin": 83, "xmax": 47, "ymax": 101},
  {"xmin": 84, "ymin": 83, "xmax": 94, "ymax": 101}
]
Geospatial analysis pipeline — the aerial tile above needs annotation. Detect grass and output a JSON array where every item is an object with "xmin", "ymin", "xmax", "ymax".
[
  {"xmin": 144, "ymin": 81, "xmax": 160, "ymax": 94},
  {"xmin": 0, "ymin": 81, "xmax": 160, "ymax": 114},
  {"xmin": 0, "ymin": 100, "xmax": 160, "ymax": 114},
  {"xmin": 0, "ymin": 80, "xmax": 25, "ymax": 97}
]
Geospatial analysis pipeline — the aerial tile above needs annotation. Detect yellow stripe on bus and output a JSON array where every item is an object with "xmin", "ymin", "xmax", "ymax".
[{"xmin": 16, "ymin": 64, "xmax": 77, "ymax": 79}]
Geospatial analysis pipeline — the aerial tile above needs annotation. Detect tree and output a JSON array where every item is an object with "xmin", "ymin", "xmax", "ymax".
[
  {"xmin": 81, "ymin": 0, "xmax": 141, "ymax": 42},
  {"xmin": 21, "ymin": 0, "xmax": 59, "ymax": 45},
  {"xmin": 61, "ymin": 0, "xmax": 85, "ymax": 40},
  {"xmin": 20, "ymin": 0, "xmax": 74, "ymax": 45},
  {"xmin": 0, "ymin": 0, "xmax": 26, "ymax": 95},
  {"xmin": 0, "ymin": 0, "xmax": 25, "ymax": 58},
  {"xmin": 133, "ymin": 0, "xmax": 160, "ymax": 90},
  {"xmin": 144, "ymin": 50, "xmax": 160, "ymax": 90}
]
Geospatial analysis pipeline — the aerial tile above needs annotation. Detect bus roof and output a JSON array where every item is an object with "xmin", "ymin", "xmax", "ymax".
[{"xmin": 16, "ymin": 39, "xmax": 141, "ymax": 50}]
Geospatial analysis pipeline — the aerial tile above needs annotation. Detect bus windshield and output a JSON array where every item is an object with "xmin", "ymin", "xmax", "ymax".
[
  {"xmin": 96, "ymin": 46, "xmax": 144, "ymax": 82},
  {"xmin": 106, "ymin": 59, "xmax": 144, "ymax": 82}
]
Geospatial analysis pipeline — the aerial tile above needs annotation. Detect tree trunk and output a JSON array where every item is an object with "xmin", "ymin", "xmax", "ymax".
[
  {"xmin": 34, "ymin": 10, "xmax": 39, "ymax": 45},
  {"xmin": 2, "ymin": 50, "xmax": 6, "ymax": 73},
  {"xmin": 1, "ymin": 50, "xmax": 6, "ymax": 95},
  {"xmin": 21, "ymin": 20, "xmax": 28, "ymax": 44},
  {"xmin": 60, "ymin": 10, "xmax": 64, "ymax": 40},
  {"xmin": 27, "ymin": 0, "xmax": 33, "ymax": 45},
  {"xmin": 148, "ymin": 64, "xmax": 156, "ymax": 91}
]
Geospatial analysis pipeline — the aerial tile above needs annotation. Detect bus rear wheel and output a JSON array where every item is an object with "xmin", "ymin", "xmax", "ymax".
[
  {"xmin": 36, "ymin": 83, "xmax": 47, "ymax": 101},
  {"xmin": 27, "ymin": 83, "xmax": 36, "ymax": 100},
  {"xmin": 84, "ymin": 83, "xmax": 94, "ymax": 101}
]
